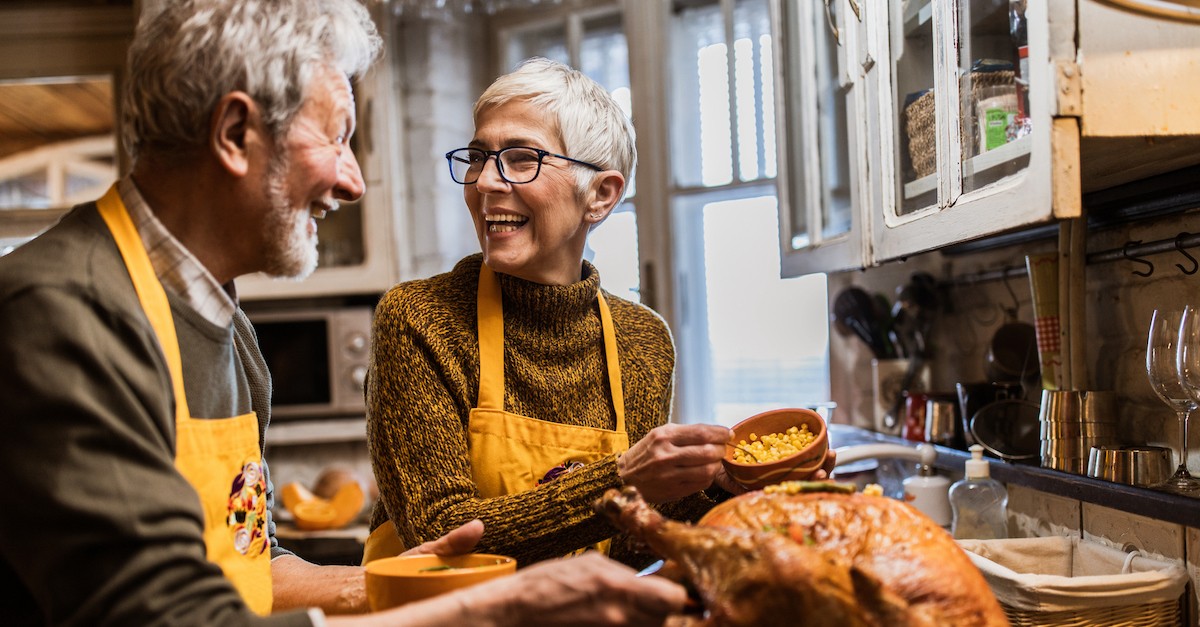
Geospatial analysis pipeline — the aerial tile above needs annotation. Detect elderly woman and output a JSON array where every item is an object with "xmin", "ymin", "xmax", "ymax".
[{"xmin": 365, "ymin": 58, "xmax": 747, "ymax": 566}]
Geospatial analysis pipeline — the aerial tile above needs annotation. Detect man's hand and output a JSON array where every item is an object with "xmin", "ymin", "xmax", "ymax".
[
  {"xmin": 401, "ymin": 519, "xmax": 483, "ymax": 557},
  {"xmin": 486, "ymin": 553, "xmax": 687, "ymax": 626}
]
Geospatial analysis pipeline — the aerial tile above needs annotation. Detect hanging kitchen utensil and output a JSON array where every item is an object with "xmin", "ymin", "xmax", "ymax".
[
  {"xmin": 832, "ymin": 287, "xmax": 892, "ymax": 358},
  {"xmin": 984, "ymin": 269, "xmax": 1040, "ymax": 386},
  {"xmin": 882, "ymin": 273, "xmax": 941, "ymax": 430}
]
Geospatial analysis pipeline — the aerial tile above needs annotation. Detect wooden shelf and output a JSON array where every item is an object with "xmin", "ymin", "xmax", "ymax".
[
  {"xmin": 267, "ymin": 418, "xmax": 367, "ymax": 446},
  {"xmin": 903, "ymin": 1, "xmax": 933, "ymax": 38}
]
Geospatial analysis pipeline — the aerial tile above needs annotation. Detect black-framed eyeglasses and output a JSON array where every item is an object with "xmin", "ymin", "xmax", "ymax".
[{"xmin": 445, "ymin": 146, "xmax": 602, "ymax": 185}]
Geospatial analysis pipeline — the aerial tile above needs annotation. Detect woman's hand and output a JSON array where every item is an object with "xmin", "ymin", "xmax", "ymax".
[
  {"xmin": 714, "ymin": 439, "xmax": 839, "ymax": 494},
  {"xmin": 812, "ymin": 447, "xmax": 838, "ymax": 480},
  {"xmin": 618, "ymin": 423, "xmax": 732, "ymax": 503}
]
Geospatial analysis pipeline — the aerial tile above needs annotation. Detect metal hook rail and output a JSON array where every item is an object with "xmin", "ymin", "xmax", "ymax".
[{"xmin": 948, "ymin": 232, "xmax": 1200, "ymax": 287}]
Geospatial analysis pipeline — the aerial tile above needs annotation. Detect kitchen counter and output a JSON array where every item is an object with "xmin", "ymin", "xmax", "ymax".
[{"xmin": 831, "ymin": 424, "xmax": 1200, "ymax": 528}]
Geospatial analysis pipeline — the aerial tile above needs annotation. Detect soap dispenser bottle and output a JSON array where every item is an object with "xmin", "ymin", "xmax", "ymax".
[
  {"xmin": 950, "ymin": 445, "xmax": 1008, "ymax": 540},
  {"xmin": 903, "ymin": 443, "xmax": 951, "ymax": 527}
]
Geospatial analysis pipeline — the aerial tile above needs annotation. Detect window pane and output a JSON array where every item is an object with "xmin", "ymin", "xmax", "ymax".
[
  {"xmin": 586, "ymin": 204, "xmax": 640, "ymax": 303},
  {"xmin": 670, "ymin": 0, "xmax": 774, "ymax": 188},
  {"xmin": 505, "ymin": 23, "xmax": 569, "ymax": 68},
  {"xmin": 676, "ymin": 192, "xmax": 831, "ymax": 425},
  {"xmin": 580, "ymin": 13, "xmax": 635, "ymax": 199}
]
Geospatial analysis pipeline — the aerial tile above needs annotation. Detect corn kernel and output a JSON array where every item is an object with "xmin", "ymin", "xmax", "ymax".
[{"xmin": 730, "ymin": 423, "xmax": 816, "ymax": 464}]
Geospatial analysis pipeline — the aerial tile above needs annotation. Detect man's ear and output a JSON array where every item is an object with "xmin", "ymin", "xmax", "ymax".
[
  {"xmin": 584, "ymin": 171, "xmax": 626, "ymax": 225},
  {"xmin": 210, "ymin": 91, "xmax": 260, "ymax": 177}
]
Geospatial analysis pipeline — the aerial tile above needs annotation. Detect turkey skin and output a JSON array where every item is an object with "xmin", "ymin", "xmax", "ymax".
[{"xmin": 595, "ymin": 485, "xmax": 1008, "ymax": 627}]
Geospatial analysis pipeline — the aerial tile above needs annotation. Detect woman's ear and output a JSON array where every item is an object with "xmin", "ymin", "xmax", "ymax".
[
  {"xmin": 584, "ymin": 170, "xmax": 626, "ymax": 225},
  {"xmin": 210, "ymin": 91, "xmax": 261, "ymax": 177}
]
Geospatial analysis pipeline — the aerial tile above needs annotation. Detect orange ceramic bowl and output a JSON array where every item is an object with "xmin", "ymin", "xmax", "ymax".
[
  {"xmin": 722, "ymin": 408, "xmax": 829, "ymax": 490},
  {"xmin": 365, "ymin": 553, "xmax": 516, "ymax": 611}
]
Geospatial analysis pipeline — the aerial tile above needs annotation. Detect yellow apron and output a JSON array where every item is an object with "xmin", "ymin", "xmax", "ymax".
[
  {"xmin": 96, "ymin": 186, "xmax": 273, "ymax": 614},
  {"xmin": 363, "ymin": 262, "xmax": 628, "ymax": 564}
]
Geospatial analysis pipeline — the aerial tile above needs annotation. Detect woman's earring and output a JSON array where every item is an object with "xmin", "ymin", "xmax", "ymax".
[{"xmin": 589, "ymin": 213, "xmax": 600, "ymax": 219}]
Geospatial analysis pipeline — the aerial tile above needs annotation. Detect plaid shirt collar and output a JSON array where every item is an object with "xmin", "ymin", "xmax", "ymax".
[{"xmin": 117, "ymin": 177, "xmax": 236, "ymax": 327}]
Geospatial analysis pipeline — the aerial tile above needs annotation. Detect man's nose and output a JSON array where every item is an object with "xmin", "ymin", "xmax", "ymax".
[{"xmin": 335, "ymin": 145, "xmax": 365, "ymax": 202}]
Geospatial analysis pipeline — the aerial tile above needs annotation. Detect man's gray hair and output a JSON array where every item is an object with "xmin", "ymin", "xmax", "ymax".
[
  {"xmin": 474, "ymin": 57, "xmax": 637, "ymax": 203},
  {"xmin": 122, "ymin": 0, "xmax": 382, "ymax": 164}
]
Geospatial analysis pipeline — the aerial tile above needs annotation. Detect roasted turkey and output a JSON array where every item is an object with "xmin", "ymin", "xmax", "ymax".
[{"xmin": 595, "ymin": 485, "xmax": 1008, "ymax": 627}]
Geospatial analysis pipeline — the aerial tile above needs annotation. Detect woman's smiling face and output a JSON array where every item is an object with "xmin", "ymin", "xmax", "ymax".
[{"xmin": 465, "ymin": 99, "xmax": 595, "ymax": 286}]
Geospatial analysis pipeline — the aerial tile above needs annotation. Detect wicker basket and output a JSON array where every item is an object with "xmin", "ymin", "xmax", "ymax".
[
  {"xmin": 903, "ymin": 90, "xmax": 936, "ymax": 179},
  {"xmin": 959, "ymin": 536, "xmax": 1187, "ymax": 627}
]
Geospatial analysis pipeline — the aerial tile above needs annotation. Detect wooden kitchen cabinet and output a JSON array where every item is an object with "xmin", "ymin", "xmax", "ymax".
[{"xmin": 774, "ymin": 0, "xmax": 1200, "ymax": 277}]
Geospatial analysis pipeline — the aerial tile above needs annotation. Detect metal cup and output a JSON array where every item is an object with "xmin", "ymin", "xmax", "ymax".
[
  {"xmin": 925, "ymin": 398, "xmax": 960, "ymax": 447},
  {"xmin": 1086, "ymin": 445, "xmax": 1173, "ymax": 487},
  {"xmin": 1038, "ymin": 390, "xmax": 1119, "ymax": 473}
]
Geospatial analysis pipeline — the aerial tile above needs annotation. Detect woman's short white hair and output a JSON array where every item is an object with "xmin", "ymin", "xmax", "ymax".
[
  {"xmin": 474, "ymin": 57, "xmax": 637, "ymax": 203},
  {"xmin": 122, "ymin": 0, "xmax": 382, "ymax": 164}
]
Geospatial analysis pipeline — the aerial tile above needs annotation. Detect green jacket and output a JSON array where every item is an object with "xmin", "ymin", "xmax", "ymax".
[{"xmin": 0, "ymin": 203, "xmax": 311, "ymax": 626}]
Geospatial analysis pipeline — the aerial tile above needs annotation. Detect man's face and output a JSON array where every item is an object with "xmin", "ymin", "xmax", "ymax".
[{"xmin": 261, "ymin": 65, "xmax": 364, "ymax": 279}]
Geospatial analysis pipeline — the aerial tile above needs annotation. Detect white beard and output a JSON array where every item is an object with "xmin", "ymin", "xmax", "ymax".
[{"xmin": 261, "ymin": 153, "xmax": 319, "ymax": 280}]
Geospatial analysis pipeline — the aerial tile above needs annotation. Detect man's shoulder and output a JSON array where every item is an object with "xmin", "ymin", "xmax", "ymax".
[{"xmin": 0, "ymin": 204, "xmax": 126, "ymax": 304}]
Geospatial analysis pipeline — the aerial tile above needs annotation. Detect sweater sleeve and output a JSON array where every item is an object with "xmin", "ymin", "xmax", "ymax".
[
  {"xmin": 0, "ymin": 286, "xmax": 312, "ymax": 627},
  {"xmin": 367, "ymin": 288, "xmax": 628, "ymax": 565}
]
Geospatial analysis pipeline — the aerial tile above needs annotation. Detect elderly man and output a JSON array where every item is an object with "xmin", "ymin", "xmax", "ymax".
[{"xmin": 0, "ymin": 0, "xmax": 684, "ymax": 625}]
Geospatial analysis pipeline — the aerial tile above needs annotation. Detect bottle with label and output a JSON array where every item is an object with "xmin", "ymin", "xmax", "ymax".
[{"xmin": 949, "ymin": 445, "xmax": 1008, "ymax": 540}]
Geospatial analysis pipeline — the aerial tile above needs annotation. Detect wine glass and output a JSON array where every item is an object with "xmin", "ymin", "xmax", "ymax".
[
  {"xmin": 1174, "ymin": 305, "xmax": 1200, "ymax": 493},
  {"xmin": 1146, "ymin": 308, "xmax": 1200, "ymax": 494}
]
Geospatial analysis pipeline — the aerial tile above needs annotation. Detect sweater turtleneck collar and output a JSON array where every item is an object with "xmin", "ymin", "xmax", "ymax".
[{"xmin": 479, "ymin": 256, "xmax": 603, "ymax": 332}]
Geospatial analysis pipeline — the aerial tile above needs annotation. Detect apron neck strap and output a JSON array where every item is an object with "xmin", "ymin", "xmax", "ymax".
[
  {"xmin": 95, "ymin": 184, "xmax": 191, "ymax": 422},
  {"xmin": 476, "ymin": 263, "xmax": 625, "ymax": 431},
  {"xmin": 476, "ymin": 263, "xmax": 505, "ymax": 411}
]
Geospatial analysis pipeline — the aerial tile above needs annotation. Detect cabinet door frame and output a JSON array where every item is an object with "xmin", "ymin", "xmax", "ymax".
[{"xmin": 774, "ymin": 0, "xmax": 871, "ymax": 277}]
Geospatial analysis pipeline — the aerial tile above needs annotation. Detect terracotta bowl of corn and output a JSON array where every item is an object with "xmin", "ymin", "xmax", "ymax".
[{"xmin": 722, "ymin": 408, "xmax": 829, "ymax": 490}]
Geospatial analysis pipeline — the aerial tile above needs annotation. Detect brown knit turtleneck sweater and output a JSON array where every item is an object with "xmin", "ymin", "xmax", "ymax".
[{"xmin": 367, "ymin": 254, "xmax": 715, "ymax": 566}]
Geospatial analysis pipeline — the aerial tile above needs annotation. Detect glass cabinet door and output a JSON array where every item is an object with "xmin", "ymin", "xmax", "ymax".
[
  {"xmin": 870, "ymin": 0, "xmax": 1053, "ymax": 264},
  {"xmin": 774, "ymin": 0, "xmax": 866, "ymax": 276},
  {"xmin": 957, "ymin": 0, "xmax": 1033, "ymax": 195},
  {"xmin": 892, "ymin": 0, "xmax": 938, "ymax": 215}
]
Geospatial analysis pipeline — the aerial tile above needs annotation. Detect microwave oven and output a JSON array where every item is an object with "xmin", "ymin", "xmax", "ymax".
[{"xmin": 248, "ymin": 307, "xmax": 372, "ymax": 420}]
